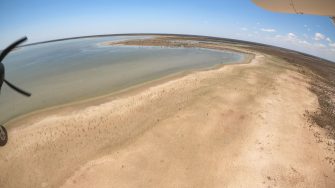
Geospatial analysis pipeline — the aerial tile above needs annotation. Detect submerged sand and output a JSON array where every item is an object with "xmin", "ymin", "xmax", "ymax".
[{"xmin": 0, "ymin": 37, "xmax": 335, "ymax": 188}]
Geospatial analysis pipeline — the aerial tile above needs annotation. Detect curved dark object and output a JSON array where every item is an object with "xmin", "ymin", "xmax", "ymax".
[
  {"xmin": 0, "ymin": 125, "xmax": 8, "ymax": 147},
  {"xmin": 4, "ymin": 79, "xmax": 31, "ymax": 97},
  {"xmin": 0, "ymin": 37, "xmax": 27, "ymax": 62},
  {"xmin": 0, "ymin": 37, "xmax": 31, "ymax": 97}
]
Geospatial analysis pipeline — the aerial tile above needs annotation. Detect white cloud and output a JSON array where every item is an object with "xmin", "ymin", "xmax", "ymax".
[
  {"xmin": 314, "ymin": 32, "xmax": 325, "ymax": 41},
  {"xmin": 261, "ymin": 28, "xmax": 276, "ymax": 32},
  {"xmin": 314, "ymin": 43, "xmax": 326, "ymax": 48},
  {"xmin": 299, "ymin": 40, "xmax": 311, "ymax": 45},
  {"xmin": 274, "ymin": 33, "xmax": 312, "ymax": 47},
  {"xmin": 288, "ymin": 33, "xmax": 296, "ymax": 38},
  {"xmin": 241, "ymin": 27, "xmax": 248, "ymax": 31},
  {"xmin": 261, "ymin": 32, "xmax": 335, "ymax": 61},
  {"xmin": 326, "ymin": 37, "xmax": 332, "ymax": 43}
]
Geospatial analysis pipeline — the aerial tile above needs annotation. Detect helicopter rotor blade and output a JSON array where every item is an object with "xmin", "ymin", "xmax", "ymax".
[
  {"xmin": 0, "ymin": 37, "xmax": 27, "ymax": 63},
  {"xmin": 3, "ymin": 79, "xmax": 31, "ymax": 97}
]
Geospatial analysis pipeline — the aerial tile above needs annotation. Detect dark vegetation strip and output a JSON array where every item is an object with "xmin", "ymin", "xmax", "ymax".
[
  {"xmin": 186, "ymin": 36, "xmax": 335, "ymax": 139},
  {"xmin": 240, "ymin": 43, "xmax": 335, "ymax": 139},
  {"xmin": 225, "ymin": 39, "xmax": 335, "ymax": 139}
]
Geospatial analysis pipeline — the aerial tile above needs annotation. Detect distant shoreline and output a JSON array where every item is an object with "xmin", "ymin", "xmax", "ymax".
[{"xmin": 16, "ymin": 33, "xmax": 333, "ymax": 64}]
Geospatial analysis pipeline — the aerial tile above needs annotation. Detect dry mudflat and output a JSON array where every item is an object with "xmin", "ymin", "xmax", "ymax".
[{"xmin": 0, "ymin": 36, "xmax": 335, "ymax": 188}]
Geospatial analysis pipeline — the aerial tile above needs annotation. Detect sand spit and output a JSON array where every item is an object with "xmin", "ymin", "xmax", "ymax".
[{"xmin": 1, "ymin": 37, "xmax": 335, "ymax": 188}]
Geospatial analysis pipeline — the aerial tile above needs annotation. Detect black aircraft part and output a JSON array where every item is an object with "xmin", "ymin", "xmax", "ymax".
[
  {"xmin": 0, "ymin": 125, "xmax": 8, "ymax": 146},
  {"xmin": 0, "ymin": 37, "xmax": 31, "ymax": 97},
  {"xmin": 0, "ymin": 62, "xmax": 4, "ymax": 91}
]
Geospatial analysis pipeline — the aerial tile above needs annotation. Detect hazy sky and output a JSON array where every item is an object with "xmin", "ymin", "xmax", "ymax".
[{"xmin": 1, "ymin": 0, "xmax": 335, "ymax": 61}]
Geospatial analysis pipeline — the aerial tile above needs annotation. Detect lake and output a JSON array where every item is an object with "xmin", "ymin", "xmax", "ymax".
[{"xmin": 0, "ymin": 36, "xmax": 243, "ymax": 123}]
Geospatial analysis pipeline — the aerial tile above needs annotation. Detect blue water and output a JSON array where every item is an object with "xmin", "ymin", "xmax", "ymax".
[{"xmin": 0, "ymin": 36, "xmax": 243, "ymax": 123}]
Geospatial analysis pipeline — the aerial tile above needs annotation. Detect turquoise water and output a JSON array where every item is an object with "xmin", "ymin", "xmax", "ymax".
[{"xmin": 0, "ymin": 36, "xmax": 243, "ymax": 123}]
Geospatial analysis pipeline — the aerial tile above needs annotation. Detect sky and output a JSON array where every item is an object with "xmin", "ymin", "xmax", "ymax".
[{"xmin": 1, "ymin": 0, "xmax": 335, "ymax": 61}]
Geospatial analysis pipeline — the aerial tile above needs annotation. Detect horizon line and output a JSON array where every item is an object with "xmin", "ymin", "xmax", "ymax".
[{"xmin": 5, "ymin": 33, "xmax": 334, "ymax": 63}]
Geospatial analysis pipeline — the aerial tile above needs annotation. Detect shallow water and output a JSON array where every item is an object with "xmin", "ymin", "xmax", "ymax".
[{"xmin": 0, "ymin": 36, "xmax": 243, "ymax": 123}]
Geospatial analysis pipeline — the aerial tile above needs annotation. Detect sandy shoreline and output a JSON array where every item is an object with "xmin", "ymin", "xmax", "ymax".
[{"xmin": 1, "ymin": 37, "xmax": 335, "ymax": 188}]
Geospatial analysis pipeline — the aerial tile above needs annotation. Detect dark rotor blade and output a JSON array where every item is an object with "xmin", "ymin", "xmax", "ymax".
[
  {"xmin": 3, "ymin": 79, "xmax": 31, "ymax": 97},
  {"xmin": 0, "ymin": 37, "xmax": 27, "ymax": 62}
]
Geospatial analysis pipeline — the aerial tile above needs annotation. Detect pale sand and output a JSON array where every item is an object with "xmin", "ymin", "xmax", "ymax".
[{"xmin": 0, "ymin": 47, "xmax": 335, "ymax": 187}]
